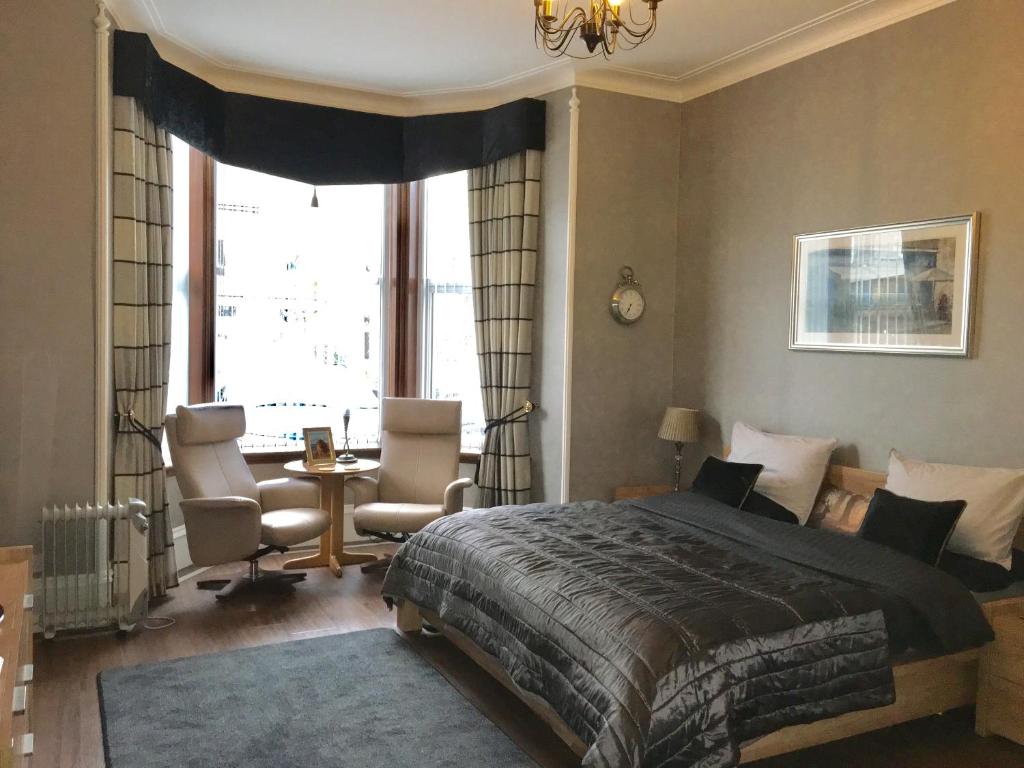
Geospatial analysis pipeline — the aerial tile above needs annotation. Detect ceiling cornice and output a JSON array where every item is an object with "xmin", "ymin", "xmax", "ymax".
[
  {"xmin": 669, "ymin": 0, "xmax": 957, "ymax": 102},
  {"xmin": 105, "ymin": 0, "xmax": 956, "ymax": 116}
]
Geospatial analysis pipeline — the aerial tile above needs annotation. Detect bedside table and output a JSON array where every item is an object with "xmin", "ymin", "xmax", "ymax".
[{"xmin": 977, "ymin": 602, "xmax": 1024, "ymax": 744}]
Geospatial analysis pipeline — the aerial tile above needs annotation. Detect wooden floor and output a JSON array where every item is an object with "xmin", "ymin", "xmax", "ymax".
[{"xmin": 34, "ymin": 549, "xmax": 1024, "ymax": 768}]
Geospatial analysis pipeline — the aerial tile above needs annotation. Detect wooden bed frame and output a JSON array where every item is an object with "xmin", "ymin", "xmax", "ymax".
[{"xmin": 394, "ymin": 464, "xmax": 1024, "ymax": 763}]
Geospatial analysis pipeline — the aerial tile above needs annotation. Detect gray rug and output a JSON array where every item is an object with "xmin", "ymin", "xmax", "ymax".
[{"xmin": 98, "ymin": 629, "xmax": 540, "ymax": 768}]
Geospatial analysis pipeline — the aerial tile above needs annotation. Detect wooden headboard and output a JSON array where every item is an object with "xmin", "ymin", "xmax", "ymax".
[
  {"xmin": 822, "ymin": 463, "xmax": 1024, "ymax": 551},
  {"xmin": 822, "ymin": 464, "xmax": 886, "ymax": 497}
]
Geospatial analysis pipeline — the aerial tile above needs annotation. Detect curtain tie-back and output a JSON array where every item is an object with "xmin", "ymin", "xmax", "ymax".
[
  {"xmin": 119, "ymin": 409, "xmax": 163, "ymax": 452},
  {"xmin": 483, "ymin": 400, "xmax": 536, "ymax": 433},
  {"xmin": 475, "ymin": 401, "xmax": 536, "ymax": 488}
]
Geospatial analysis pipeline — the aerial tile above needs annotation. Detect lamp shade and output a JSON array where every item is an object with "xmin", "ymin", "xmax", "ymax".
[{"xmin": 658, "ymin": 407, "xmax": 700, "ymax": 444}]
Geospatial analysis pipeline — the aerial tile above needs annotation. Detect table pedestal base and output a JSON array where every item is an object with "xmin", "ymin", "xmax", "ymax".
[{"xmin": 282, "ymin": 469, "xmax": 380, "ymax": 577}]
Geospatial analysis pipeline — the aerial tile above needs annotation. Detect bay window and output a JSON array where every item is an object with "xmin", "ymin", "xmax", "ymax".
[{"xmin": 167, "ymin": 139, "xmax": 484, "ymax": 456}]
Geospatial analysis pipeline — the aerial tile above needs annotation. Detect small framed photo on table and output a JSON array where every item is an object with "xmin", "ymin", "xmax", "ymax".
[{"xmin": 303, "ymin": 427, "xmax": 336, "ymax": 467}]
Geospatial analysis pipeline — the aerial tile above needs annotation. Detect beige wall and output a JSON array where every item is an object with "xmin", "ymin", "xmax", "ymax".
[
  {"xmin": 0, "ymin": 0, "xmax": 97, "ymax": 546},
  {"xmin": 569, "ymin": 88, "xmax": 682, "ymax": 501},
  {"xmin": 674, "ymin": 0, "xmax": 1024, "ymax": 474}
]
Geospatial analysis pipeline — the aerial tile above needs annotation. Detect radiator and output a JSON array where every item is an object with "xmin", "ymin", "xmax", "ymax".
[{"xmin": 39, "ymin": 499, "xmax": 150, "ymax": 638}]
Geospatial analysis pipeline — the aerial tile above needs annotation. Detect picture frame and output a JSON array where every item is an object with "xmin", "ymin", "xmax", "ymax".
[
  {"xmin": 790, "ymin": 213, "xmax": 980, "ymax": 357},
  {"xmin": 303, "ymin": 426, "xmax": 336, "ymax": 467}
]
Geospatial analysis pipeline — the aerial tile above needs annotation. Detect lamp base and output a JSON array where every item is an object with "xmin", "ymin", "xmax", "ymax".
[
  {"xmin": 337, "ymin": 433, "xmax": 357, "ymax": 464},
  {"xmin": 673, "ymin": 442, "xmax": 685, "ymax": 492}
]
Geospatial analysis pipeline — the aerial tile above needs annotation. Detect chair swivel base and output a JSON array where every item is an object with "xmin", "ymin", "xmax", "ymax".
[{"xmin": 197, "ymin": 561, "xmax": 308, "ymax": 600}]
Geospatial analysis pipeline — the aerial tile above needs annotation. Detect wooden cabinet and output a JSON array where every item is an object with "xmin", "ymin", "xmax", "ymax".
[
  {"xmin": 0, "ymin": 547, "xmax": 33, "ymax": 768},
  {"xmin": 977, "ymin": 599, "xmax": 1024, "ymax": 745}
]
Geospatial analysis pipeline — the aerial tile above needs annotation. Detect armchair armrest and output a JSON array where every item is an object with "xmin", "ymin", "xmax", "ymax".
[
  {"xmin": 443, "ymin": 478, "xmax": 474, "ymax": 515},
  {"xmin": 258, "ymin": 477, "xmax": 320, "ymax": 511},
  {"xmin": 180, "ymin": 495, "xmax": 261, "ymax": 513},
  {"xmin": 347, "ymin": 476, "xmax": 379, "ymax": 508},
  {"xmin": 179, "ymin": 496, "xmax": 262, "ymax": 566}
]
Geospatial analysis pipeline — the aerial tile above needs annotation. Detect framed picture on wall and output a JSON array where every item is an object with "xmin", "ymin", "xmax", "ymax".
[
  {"xmin": 303, "ymin": 426, "xmax": 336, "ymax": 467},
  {"xmin": 790, "ymin": 213, "xmax": 980, "ymax": 356}
]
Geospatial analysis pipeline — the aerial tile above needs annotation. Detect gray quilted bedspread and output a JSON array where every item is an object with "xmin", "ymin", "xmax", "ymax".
[{"xmin": 382, "ymin": 492, "xmax": 992, "ymax": 768}]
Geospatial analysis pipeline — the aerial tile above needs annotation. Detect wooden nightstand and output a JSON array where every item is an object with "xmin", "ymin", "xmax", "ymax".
[{"xmin": 977, "ymin": 599, "xmax": 1024, "ymax": 744}]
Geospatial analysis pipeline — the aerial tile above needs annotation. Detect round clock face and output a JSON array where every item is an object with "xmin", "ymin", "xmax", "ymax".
[{"xmin": 612, "ymin": 287, "xmax": 645, "ymax": 324}]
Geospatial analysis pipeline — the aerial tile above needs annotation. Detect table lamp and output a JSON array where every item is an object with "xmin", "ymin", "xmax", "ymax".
[{"xmin": 658, "ymin": 407, "xmax": 700, "ymax": 491}]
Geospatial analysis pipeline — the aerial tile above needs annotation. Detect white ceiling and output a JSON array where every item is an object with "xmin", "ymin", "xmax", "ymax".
[{"xmin": 105, "ymin": 0, "xmax": 953, "ymax": 115}]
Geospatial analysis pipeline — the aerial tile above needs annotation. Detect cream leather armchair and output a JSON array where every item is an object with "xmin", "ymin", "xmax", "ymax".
[
  {"xmin": 350, "ymin": 398, "xmax": 473, "ymax": 571},
  {"xmin": 166, "ymin": 404, "xmax": 330, "ymax": 598}
]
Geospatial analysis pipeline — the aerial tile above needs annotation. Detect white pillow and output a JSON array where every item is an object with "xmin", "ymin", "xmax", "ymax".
[
  {"xmin": 727, "ymin": 422, "xmax": 837, "ymax": 525},
  {"xmin": 885, "ymin": 450, "xmax": 1024, "ymax": 569}
]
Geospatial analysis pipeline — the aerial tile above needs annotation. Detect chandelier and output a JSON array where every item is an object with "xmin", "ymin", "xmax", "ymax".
[{"xmin": 533, "ymin": 0, "xmax": 661, "ymax": 59}]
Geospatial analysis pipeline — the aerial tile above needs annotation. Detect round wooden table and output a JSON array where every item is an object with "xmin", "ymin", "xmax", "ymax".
[{"xmin": 282, "ymin": 458, "xmax": 381, "ymax": 577}]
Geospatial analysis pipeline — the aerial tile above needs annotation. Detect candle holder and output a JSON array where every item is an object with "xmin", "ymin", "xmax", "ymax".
[{"xmin": 337, "ymin": 408, "xmax": 358, "ymax": 464}]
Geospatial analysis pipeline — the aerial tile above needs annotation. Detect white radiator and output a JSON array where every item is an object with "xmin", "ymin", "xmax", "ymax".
[{"xmin": 40, "ymin": 499, "xmax": 150, "ymax": 638}]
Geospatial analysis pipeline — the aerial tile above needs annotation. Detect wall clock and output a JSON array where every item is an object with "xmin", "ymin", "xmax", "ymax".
[{"xmin": 609, "ymin": 266, "xmax": 646, "ymax": 325}]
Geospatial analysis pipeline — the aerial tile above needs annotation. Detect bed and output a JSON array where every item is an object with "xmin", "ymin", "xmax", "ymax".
[{"xmin": 381, "ymin": 464, "xmax": 1024, "ymax": 767}]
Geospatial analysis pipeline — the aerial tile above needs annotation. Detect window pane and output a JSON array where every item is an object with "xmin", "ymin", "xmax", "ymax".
[
  {"xmin": 166, "ymin": 135, "xmax": 191, "ymax": 416},
  {"xmin": 214, "ymin": 163, "xmax": 385, "ymax": 450},
  {"xmin": 422, "ymin": 171, "xmax": 484, "ymax": 451}
]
